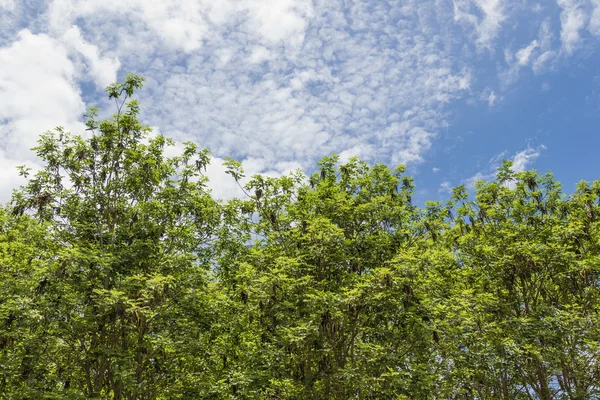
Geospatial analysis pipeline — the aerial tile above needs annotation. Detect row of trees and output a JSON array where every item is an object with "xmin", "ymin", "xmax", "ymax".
[{"xmin": 1, "ymin": 75, "xmax": 599, "ymax": 399}]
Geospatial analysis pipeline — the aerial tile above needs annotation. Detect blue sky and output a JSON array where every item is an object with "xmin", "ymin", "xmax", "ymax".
[{"xmin": 0, "ymin": 0, "xmax": 599, "ymax": 203}]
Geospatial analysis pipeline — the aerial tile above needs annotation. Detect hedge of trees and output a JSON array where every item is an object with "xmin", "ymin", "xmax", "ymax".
[{"xmin": 1, "ymin": 75, "xmax": 599, "ymax": 399}]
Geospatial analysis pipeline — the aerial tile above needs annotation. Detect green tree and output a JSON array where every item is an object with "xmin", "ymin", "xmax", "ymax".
[
  {"xmin": 214, "ymin": 155, "xmax": 440, "ymax": 398},
  {"xmin": 2, "ymin": 73, "xmax": 600, "ymax": 400},
  {"xmin": 409, "ymin": 164, "xmax": 600, "ymax": 399},
  {"xmin": 2, "ymin": 74, "xmax": 221, "ymax": 399}
]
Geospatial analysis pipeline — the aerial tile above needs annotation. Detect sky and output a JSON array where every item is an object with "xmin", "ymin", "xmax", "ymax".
[{"xmin": 1, "ymin": 0, "xmax": 599, "ymax": 204}]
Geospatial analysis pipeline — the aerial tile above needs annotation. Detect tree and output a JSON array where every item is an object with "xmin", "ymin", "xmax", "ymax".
[
  {"xmin": 215, "ymin": 155, "xmax": 439, "ymax": 398},
  {"xmin": 2, "ymin": 73, "xmax": 600, "ymax": 399},
  {"xmin": 2, "ymin": 74, "xmax": 221, "ymax": 399},
  {"xmin": 407, "ymin": 166, "xmax": 600, "ymax": 399}
]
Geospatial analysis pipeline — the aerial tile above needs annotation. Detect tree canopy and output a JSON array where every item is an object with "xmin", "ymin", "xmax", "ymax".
[{"xmin": 1, "ymin": 75, "xmax": 599, "ymax": 399}]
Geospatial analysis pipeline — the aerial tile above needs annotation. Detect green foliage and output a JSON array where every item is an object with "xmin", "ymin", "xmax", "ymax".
[
  {"xmin": 1, "ymin": 75, "xmax": 599, "ymax": 399},
  {"xmin": 3, "ymin": 76, "xmax": 220, "ymax": 399}
]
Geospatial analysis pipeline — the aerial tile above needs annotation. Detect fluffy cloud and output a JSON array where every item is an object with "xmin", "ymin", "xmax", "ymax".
[
  {"xmin": 0, "ymin": 0, "xmax": 19, "ymax": 42},
  {"xmin": 590, "ymin": 0, "xmax": 600, "ymax": 35},
  {"xmin": 0, "ymin": 0, "xmax": 15, "ymax": 9},
  {"xmin": 464, "ymin": 171, "xmax": 496, "ymax": 189},
  {"xmin": 516, "ymin": 40, "xmax": 540, "ymax": 66},
  {"xmin": 0, "ymin": 29, "xmax": 86, "ymax": 204},
  {"xmin": 45, "ymin": 0, "xmax": 314, "ymax": 57},
  {"xmin": 481, "ymin": 88, "xmax": 499, "ymax": 106},
  {"xmin": 0, "ymin": 0, "xmax": 597, "ymax": 204},
  {"xmin": 464, "ymin": 146, "xmax": 546, "ymax": 188},
  {"xmin": 500, "ymin": 18, "xmax": 558, "ymax": 84},
  {"xmin": 557, "ymin": 0, "xmax": 588, "ymax": 54},
  {"xmin": 512, "ymin": 146, "xmax": 546, "ymax": 172},
  {"xmin": 532, "ymin": 19, "xmax": 557, "ymax": 73},
  {"xmin": 62, "ymin": 26, "xmax": 120, "ymax": 88},
  {"xmin": 439, "ymin": 181, "xmax": 453, "ymax": 194},
  {"xmin": 74, "ymin": 0, "xmax": 471, "ymax": 171},
  {"xmin": 453, "ymin": 0, "xmax": 506, "ymax": 49}
]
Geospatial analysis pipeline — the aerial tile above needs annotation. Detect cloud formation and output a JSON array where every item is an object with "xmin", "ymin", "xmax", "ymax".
[
  {"xmin": 0, "ymin": 29, "xmax": 86, "ymax": 203},
  {"xmin": 464, "ymin": 146, "xmax": 546, "ymax": 188},
  {"xmin": 557, "ymin": 0, "xmax": 588, "ymax": 54},
  {"xmin": 38, "ymin": 0, "xmax": 477, "ymax": 174},
  {"xmin": 1, "ymin": 0, "xmax": 599, "ymax": 203},
  {"xmin": 589, "ymin": 0, "xmax": 600, "ymax": 35},
  {"xmin": 453, "ymin": 0, "xmax": 506, "ymax": 49}
]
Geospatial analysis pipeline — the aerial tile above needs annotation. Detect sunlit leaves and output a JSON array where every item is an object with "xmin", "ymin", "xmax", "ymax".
[{"xmin": 2, "ymin": 74, "xmax": 599, "ymax": 399}]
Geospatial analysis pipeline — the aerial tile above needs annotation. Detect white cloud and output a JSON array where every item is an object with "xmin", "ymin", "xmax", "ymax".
[
  {"xmin": 147, "ymin": 126, "xmax": 304, "ymax": 200},
  {"xmin": 464, "ymin": 145, "xmax": 545, "ymax": 188},
  {"xmin": 62, "ymin": 26, "xmax": 120, "ymax": 88},
  {"xmin": 501, "ymin": 19, "xmax": 557, "ymax": 83},
  {"xmin": 48, "ymin": 0, "xmax": 211, "ymax": 53},
  {"xmin": 511, "ymin": 145, "xmax": 545, "ymax": 172},
  {"xmin": 589, "ymin": 0, "xmax": 600, "ymax": 36},
  {"xmin": 432, "ymin": 167, "xmax": 441, "ymax": 173},
  {"xmin": 516, "ymin": 40, "xmax": 539, "ymax": 65},
  {"xmin": 481, "ymin": 88, "xmax": 499, "ymax": 106},
  {"xmin": 489, "ymin": 91, "xmax": 498, "ymax": 106},
  {"xmin": 0, "ymin": 29, "xmax": 86, "ymax": 204},
  {"xmin": 464, "ymin": 171, "xmax": 496, "ymax": 188},
  {"xmin": 439, "ymin": 181, "xmax": 453, "ymax": 194},
  {"xmin": 91, "ymin": 0, "xmax": 471, "ymax": 172},
  {"xmin": 557, "ymin": 0, "xmax": 588, "ymax": 54},
  {"xmin": 532, "ymin": 19, "xmax": 557, "ymax": 72},
  {"xmin": 339, "ymin": 145, "xmax": 375, "ymax": 165},
  {"xmin": 46, "ymin": 0, "xmax": 314, "ymax": 56},
  {"xmin": 0, "ymin": 0, "xmax": 20, "ymax": 41},
  {"xmin": 0, "ymin": 0, "xmax": 594, "ymax": 203},
  {"xmin": 453, "ymin": 0, "xmax": 506, "ymax": 49},
  {"xmin": 205, "ymin": 156, "xmax": 249, "ymax": 200},
  {"xmin": 532, "ymin": 50, "xmax": 556, "ymax": 73},
  {"xmin": 245, "ymin": 0, "xmax": 314, "ymax": 46},
  {"xmin": 0, "ymin": 0, "xmax": 15, "ymax": 10},
  {"xmin": 206, "ymin": 157, "xmax": 305, "ymax": 200}
]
